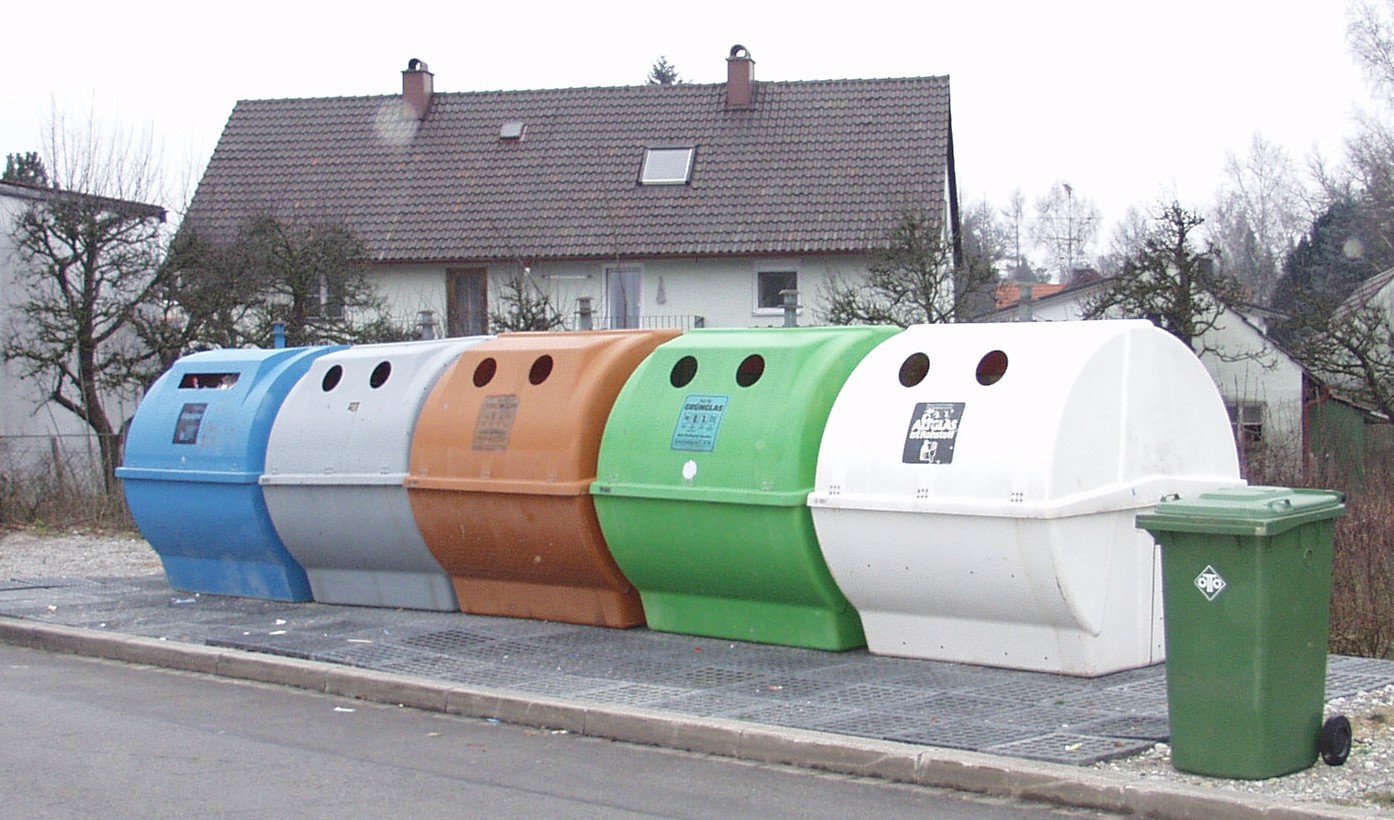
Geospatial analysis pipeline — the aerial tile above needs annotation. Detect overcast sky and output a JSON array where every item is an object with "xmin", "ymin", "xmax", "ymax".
[{"xmin": 0, "ymin": 1, "xmax": 1377, "ymax": 243}]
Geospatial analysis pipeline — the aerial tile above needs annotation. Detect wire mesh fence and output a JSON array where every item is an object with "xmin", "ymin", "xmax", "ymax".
[{"xmin": 0, "ymin": 432, "xmax": 129, "ymax": 526}]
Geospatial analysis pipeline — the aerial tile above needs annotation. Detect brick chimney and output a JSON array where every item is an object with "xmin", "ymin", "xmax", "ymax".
[
  {"xmin": 726, "ymin": 45, "xmax": 755, "ymax": 110},
  {"xmin": 402, "ymin": 58, "xmax": 434, "ymax": 120}
]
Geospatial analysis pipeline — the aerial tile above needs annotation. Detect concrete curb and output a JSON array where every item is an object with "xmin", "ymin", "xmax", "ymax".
[{"xmin": 0, "ymin": 618, "xmax": 1372, "ymax": 819}]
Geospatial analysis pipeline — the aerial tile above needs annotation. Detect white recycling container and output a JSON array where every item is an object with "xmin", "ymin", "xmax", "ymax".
[
  {"xmin": 807, "ymin": 320, "xmax": 1243, "ymax": 676},
  {"xmin": 261, "ymin": 336, "xmax": 491, "ymax": 610}
]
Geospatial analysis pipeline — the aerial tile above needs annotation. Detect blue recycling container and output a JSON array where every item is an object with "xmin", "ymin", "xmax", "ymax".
[{"xmin": 117, "ymin": 346, "xmax": 341, "ymax": 600}]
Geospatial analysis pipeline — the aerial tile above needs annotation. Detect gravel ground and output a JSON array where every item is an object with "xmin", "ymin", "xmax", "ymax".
[
  {"xmin": 0, "ymin": 526, "xmax": 162, "ymax": 578},
  {"xmin": 4, "ymin": 526, "xmax": 1394, "ymax": 814}
]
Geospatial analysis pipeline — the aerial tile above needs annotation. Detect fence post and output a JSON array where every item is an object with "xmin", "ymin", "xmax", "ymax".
[
  {"xmin": 577, "ymin": 296, "xmax": 594, "ymax": 331},
  {"xmin": 781, "ymin": 289, "xmax": 800, "ymax": 328},
  {"xmin": 49, "ymin": 436, "xmax": 66, "ymax": 496},
  {"xmin": 417, "ymin": 310, "xmax": 438, "ymax": 340}
]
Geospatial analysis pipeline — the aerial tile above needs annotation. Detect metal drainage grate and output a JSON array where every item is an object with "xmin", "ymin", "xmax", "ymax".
[
  {"xmin": 895, "ymin": 691, "xmax": 1018, "ymax": 719},
  {"xmin": 986, "ymin": 731, "xmax": 1155, "ymax": 766},
  {"xmin": 799, "ymin": 682, "xmax": 939, "ymax": 711},
  {"xmin": 969, "ymin": 676, "xmax": 1097, "ymax": 704},
  {"xmin": 984, "ymin": 705, "xmax": 1111, "ymax": 733},
  {"xmin": 889, "ymin": 718, "xmax": 1039, "ymax": 751},
  {"xmin": 731, "ymin": 701, "xmax": 863, "ymax": 731},
  {"xmin": 570, "ymin": 682, "xmax": 694, "ymax": 708},
  {"xmin": 1326, "ymin": 671, "xmax": 1394, "ymax": 700},
  {"xmin": 655, "ymin": 666, "xmax": 768, "ymax": 689},
  {"xmin": 403, "ymin": 628, "xmax": 503, "ymax": 653},
  {"xmin": 821, "ymin": 711, "xmax": 947, "ymax": 741},
  {"xmin": 1083, "ymin": 714, "xmax": 1170, "ymax": 741},
  {"xmin": 379, "ymin": 654, "xmax": 490, "ymax": 679},
  {"xmin": 649, "ymin": 690, "xmax": 768, "ymax": 718},
  {"xmin": 508, "ymin": 675, "xmax": 622, "ymax": 698}
]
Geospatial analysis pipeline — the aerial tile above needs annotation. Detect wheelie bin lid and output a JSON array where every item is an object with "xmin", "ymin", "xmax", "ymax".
[{"xmin": 1137, "ymin": 486, "xmax": 1346, "ymax": 537}]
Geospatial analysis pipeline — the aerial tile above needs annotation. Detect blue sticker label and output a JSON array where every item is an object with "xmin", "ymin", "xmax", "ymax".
[
  {"xmin": 902, "ymin": 402, "xmax": 964, "ymax": 464},
  {"xmin": 173, "ymin": 403, "xmax": 208, "ymax": 445},
  {"xmin": 671, "ymin": 394, "xmax": 729, "ymax": 452}
]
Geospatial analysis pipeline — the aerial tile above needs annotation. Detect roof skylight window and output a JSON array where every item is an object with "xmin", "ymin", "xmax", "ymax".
[{"xmin": 640, "ymin": 147, "xmax": 695, "ymax": 185}]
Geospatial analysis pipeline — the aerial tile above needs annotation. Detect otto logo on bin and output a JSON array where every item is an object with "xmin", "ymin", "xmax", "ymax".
[{"xmin": 1194, "ymin": 565, "xmax": 1227, "ymax": 601}]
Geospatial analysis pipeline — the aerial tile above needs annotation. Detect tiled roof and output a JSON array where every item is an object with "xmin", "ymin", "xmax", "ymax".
[
  {"xmin": 183, "ymin": 77, "xmax": 952, "ymax": 262},
  {"xmin": 0, "ymin": 180, "xmax": 166, "ymax": 221},
  {"xmin": 994, "ymin": 282, "xmax": 1068, "ymax": 309},
  {"xmin": 1338, "ymin": 266, "xmax": 1394, "ymax": 316}
]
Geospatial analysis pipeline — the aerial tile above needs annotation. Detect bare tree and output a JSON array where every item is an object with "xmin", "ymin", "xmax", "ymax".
[
  {"xmin": 1082, "ymin": 201, "xmax": 1248, "ymax": 356},
  {"xmin": 165, "ymin": 214, "xmax": 410, "ymax": 349},
  {"xmin": 1209, "ymin": 132, "xmax": 1309, "ymax": 303},
  {"xmin": 1095, "ymin": 206, "xmax": 1150, "ymax": 279},
  {"xmin": 1, "ymin": 110, "xmax": 170, "ymax": 492},
  {"xmin": 1298, "ymin": 300, "xmax": 1394, "ymax": 420},
  {"xmin": 1030, "ymin": 181, "xmax": 1100, "ymax": 280},
  {"xmin": 821, "ymin": 208, "xmax": 981, "ymax": 326},
  {"xmin": 1000, "ymin": 188, "xmax": 1046, "ymax": 282},
  {"xmin": 1349, "ymin": 0, "xmax": 1394, "ymax": 99},
  {"xmin": 489, "ymin": 267, "xmax": 567, "ymax": 332}
]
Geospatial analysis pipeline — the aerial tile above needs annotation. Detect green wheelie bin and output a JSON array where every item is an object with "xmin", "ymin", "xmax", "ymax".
[
  {"xmin": 1136, "ymin": 486, "xmax": 1350, "ymax": 779},
  {"xmin": 591, "ymin": 326, "xmax": 899, "ymax": 651}
]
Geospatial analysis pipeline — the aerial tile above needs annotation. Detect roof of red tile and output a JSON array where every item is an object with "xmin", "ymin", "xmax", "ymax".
[
  {"xmin": 994, "ymin": 282, "xmax": 1067, "ymax": 309},
  {"xmin": 183, "ymin": 76, "xmax": 953, "ymax": 263}
]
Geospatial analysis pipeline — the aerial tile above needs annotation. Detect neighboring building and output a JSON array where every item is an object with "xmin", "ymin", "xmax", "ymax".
[
  {"xmin": 0, "ymin": 181, "xmax": 165, "ymax": 483},
  {"xmin": 1337, "ymin": 265, "xmax": 1394, "ymax": 318},
  {"xmin": 986, "ymin": 279, "xmax": 1384, "ymax": 479},
  {"xmin": 180, "ymin": 48, "xmax": 960, "ymax": 333}
]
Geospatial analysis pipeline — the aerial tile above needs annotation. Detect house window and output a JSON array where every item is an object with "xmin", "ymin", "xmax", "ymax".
[
  {"xmin": 308, "ymin": 274, "xmax": 344, "ymax": 319},
  {"xmin": 1227, "ymin": 402, "xmax": 1264, "ymax": 446},
  {"xmin": 640, "ymin": 147, "xmax": 695, "ymax": 185},
  {"xmin": 755, "ymin": 269, "xmax": 798, "ymax": 313}
]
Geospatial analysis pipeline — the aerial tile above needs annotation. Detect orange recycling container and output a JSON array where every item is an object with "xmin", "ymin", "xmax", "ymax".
[{"xmin": 406, "ymin": 329, "xmax": 680, "ymax": 627}]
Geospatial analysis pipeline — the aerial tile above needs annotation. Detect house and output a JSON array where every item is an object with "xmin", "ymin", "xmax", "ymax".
[
  {"xmin": 1338, "ymin": 265, "xmax": 1394, "ymax": 317},
  {"xmin": 0, "ymin": 181, "xmax": 165, "ymax": 485},
  {"xmin": 985, "ymin": 278, "xmax": 1384, "ymax": 480},
  {"xmin": 180, "ymin": 47, "xmax": 959, "ymax": 334}
]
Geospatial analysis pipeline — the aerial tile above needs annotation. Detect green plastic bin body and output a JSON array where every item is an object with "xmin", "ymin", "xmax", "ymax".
[
  {"xmin": 1137, "ymin": 487, "xmax": 1346, "ymax": 779},
  {"xmin": 592, "ymin": 326, "xmax": 900, "ymax": 650}
]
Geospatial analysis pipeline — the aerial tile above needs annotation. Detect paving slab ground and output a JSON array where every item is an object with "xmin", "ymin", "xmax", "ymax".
[{"xmin": 2, "ymin": 574, "xmax": 1391, "ymax": 819}]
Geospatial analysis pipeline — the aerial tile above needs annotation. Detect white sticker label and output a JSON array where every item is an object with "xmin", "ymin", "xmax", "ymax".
[{"xmin": 1194, "ymin": 565, "xmax": 1227, "ymax": 601}]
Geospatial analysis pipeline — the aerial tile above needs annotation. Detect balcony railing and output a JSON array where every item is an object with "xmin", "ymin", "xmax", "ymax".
[{"xmin": 563, "ymin": 313, "xmax": 706, "ymax": 332}]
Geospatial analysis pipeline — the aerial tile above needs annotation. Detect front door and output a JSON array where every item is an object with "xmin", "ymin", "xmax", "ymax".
[
  {"xmin": 606, "ymin": 267, "xmax": 642, "ymax": 329},
  {"xmin": 447, "ymin": 268, "xmax": 489, "ymax": 336}
]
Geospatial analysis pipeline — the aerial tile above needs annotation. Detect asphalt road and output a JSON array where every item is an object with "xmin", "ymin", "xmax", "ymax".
[{"xmin": 0, "ymin": 644, "xmax": 1115, "ymax": 819}]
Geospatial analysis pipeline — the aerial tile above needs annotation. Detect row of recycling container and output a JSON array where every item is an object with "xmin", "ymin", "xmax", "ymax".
[{"xmin": 121, "ymin": 320, "xmax": 1248, "ymax": 679}]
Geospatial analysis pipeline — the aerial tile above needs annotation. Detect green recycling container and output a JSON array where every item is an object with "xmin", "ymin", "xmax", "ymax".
[
  {"xmin": 1136, "ymin": 486, "xmax": 1346, "ymax": 779},
  {"xmin": 591, "ymin": 326, "xmax": 900, "ymax": 650}
]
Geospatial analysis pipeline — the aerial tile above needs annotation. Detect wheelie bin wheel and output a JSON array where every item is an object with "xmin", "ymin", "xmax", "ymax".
[{"xmin": 1320, "ymin": 716, "xmax": 1352, "ymax": 766}]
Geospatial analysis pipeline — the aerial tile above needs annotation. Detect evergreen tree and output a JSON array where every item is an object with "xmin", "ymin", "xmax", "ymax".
[
  {"xmin": 1271, "ymin": 198, "xmax": 1387, "ymax": 336},
  {"xmin": 647, "ymin": 56, "xmax": 681, "ymax": 85},
  {"xmin": 3, "ymin": 152, "xmax": 50, "ymax": 186}
]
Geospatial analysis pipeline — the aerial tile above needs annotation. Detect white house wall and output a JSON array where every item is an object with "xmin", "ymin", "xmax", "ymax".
[
  {"xmin": 371, "ymin": 254, "xmax": 874, "ymax": 332},
  {"xmin": 0, "ymin": 191, "xmax": 140, "ymax": 484}
]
